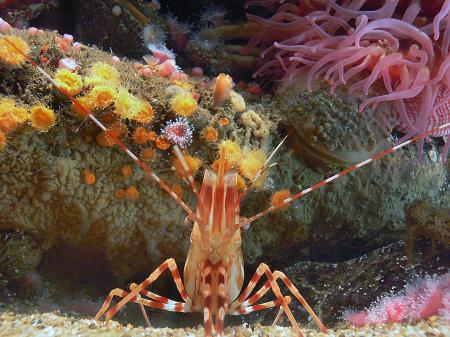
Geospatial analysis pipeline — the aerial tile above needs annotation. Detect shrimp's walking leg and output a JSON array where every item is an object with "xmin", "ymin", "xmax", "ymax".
[
  {"xmin": 202, "ymin": 266, "xmax": 214, "ymax": 337},
  {"xmin": 96, "ymin": 258, "xmax": 191, "ymax": 323},
  {"xmin": 231, "ymin": 296, "xmax": 292, "ymax": 315},
  {"xmin": 273, "ymin": 271, "xmax": 328, "ymax": 333},
  {"xmin": 230, "ymin": 264, "xmax": 328, "ymax": 337},
  {"xmin": 230, "ymin": 263, "xmax": 304, "ymax": 337},
  {"xmin": 94, "ymin": 287, "xmax": 190, "ymax": 325}
]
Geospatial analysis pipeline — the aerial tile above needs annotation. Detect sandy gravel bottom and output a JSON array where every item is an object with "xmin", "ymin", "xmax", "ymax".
[{"xmin": 0, "ymin": 310, "xmax": 449, "ymax": 337}]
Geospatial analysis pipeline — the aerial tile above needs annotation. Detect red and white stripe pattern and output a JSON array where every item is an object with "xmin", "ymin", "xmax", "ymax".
[
  {"xmin": 227, "ymin": 263, "xmax": 327, "ymax": 337},
  {"xmin": 197, "ymin": 168, "xmax": 240, "ymax": 235},
  {"xmin": 201, "ymin": 263, "xmax": 229, "ymax": 336},
  {"xmin": 173, "ymin": 145, "xmax": 199, "ymax": 197},
  {"xmin": 94, "ymin": 258, "xmax": 192, "ymax": 323}
]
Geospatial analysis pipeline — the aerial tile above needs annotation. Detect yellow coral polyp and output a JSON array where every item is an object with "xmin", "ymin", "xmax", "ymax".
[
  {"xmin": 174, "ymin": 155, "xmax": 202, "ymax": 177},
  {"xmin": 54, "ymin": 69, "xmax": 83, "ymax": 96},
  {"xmin": 85, "ymin": 62, "xmax": 120, "ymax": 86},
  {"xmin": 30, "ymin": 105, "xmax": 56, "ymax": 132},
  {"xmin": 236, "ymin": 174, "xmax": 246, "ymax": 190},
  {"xmin": 219, "ymin": 140, "xmax": 243, "ymax": 165},
  {"xmin": 87, "ymin": 85, "xmax": 116, "ymax": 108},
  {"xmin": 0, "ymin": 36, "xmax": 29, "ymax": 65},
  {"xmin": 171, "ymin": 92, "xmax": 198, "ymax": 117},
  {"xmin": 10, "ymin": 106, "xmax": 28, "ymax": 123},
  {"xmin": 114, "ymin": 88, "xmax": 144, "ymax": 120},
  {"xmin": 133, "ymin": 101, "xmax": 154, "ymax": 124},
  {"xmin": 238, "ymin": 149, "xmax": 266, "ymax": 181},
  {"xmin": 0, "ymin": 98, "xmax": 29, "ymax": 130}
]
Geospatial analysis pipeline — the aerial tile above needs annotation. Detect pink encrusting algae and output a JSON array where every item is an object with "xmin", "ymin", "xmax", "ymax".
[
  {"xmin": 246, "ymin": 0, "xmax": 450, "ymax": 162},
  {"xmin": 343, "ymin": 273, "xmax": 450, "ymax": 327}
]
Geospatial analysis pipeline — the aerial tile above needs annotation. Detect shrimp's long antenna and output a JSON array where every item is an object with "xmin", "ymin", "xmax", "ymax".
[
  {"xmin": 239, "ymin": 122, "xmax": 450, "ymax": 228},
  {"xmin": 0, "ymin": 33, "xmax": 201, "ymax": 223}
]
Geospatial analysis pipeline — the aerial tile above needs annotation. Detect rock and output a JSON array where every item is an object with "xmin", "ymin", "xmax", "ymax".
[{"xmin": 245, "ymin": 240, "xmax": 449, "ymax": 327}]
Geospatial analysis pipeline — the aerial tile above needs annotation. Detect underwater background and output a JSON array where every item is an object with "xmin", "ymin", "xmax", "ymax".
[{"xmin": 0, "ymin": 1, "xmax": 448, "ymax": 336}]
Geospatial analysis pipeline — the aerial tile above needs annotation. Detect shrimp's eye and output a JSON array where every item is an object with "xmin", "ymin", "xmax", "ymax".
[{"xmin": 184, "ymin": 214, "xmax": 196, "ymax": 229}]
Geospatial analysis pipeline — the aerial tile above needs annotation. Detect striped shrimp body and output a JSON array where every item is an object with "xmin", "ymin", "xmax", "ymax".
[
  {"xmin": 3, "ymin": 33, "xmax": 448, "ymax": 337},
  {"xmin": 94, "ymin": 146, "xmax": 328, "ymax": 337}
]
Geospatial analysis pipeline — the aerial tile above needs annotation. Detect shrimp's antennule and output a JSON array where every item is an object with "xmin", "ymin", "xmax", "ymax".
[
  {"xmin": 0, "ymin": 33, "xmax": 202, "ymax": 224},
  {"xmin": 173, "ymin": 145, "xmax": 199, "ymax": 197}
]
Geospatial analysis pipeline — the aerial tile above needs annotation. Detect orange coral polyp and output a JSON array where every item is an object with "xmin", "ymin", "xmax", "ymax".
[
  {"xmin": 141, "ymin": 147, "xmax": 154, "ymax": 160},
  {"xmin": 71, "ymin": 96, "xmax": 93, "ymax": 118},
  {"xmin": 203, "ymin": 126, "xmax": 218, "ymax": 142},
  {"xmin": 88, "ymin": 85, "xmax": 116, "ymax": 108},
  {"xmin": 0, "ymin": 98, "xmax": 29, "ymax": 131},
  {"xmin": 212, "ymin": 73, "xmax": 233, "ymax": 107},
  {"xmin": 125, "ymin": 185, "xmax": 139, "ymax": 200},
  {"xmin": 271, "ymin": 189, "xmax": 291, "ymax": 210},
  {"xmin": 0, "ymin": 117, "xmax": 17, "ymax": 133},
  {"xmin": 96, "ymin": 122, "xmax": 126, "ymax": 147},
  {"xmin": 114, "ymin": 189, "xmax": 126, "ymax": 199},
  {"xmin": 83, "ymin": 169, "xmax": 96, "ymax": 185},
  {"xmin": 121, "ymin": 165, "xmax": 133, "ymax": 177},
  {"xmin": 155, "ymin": 137, "xmax": 171, "ymax": 150},
  {"xmin": 218, "ymin": 117, "xmax": 230, "ymax": 127},
  {"xmin": 172, "ymin": 183, "xmax": 184, "ymax": 198},
  {"xmin": 133, "ymin": 101, "xmax": 155, "ymax": 124},
  {"xmin": 133, "ymin": 127, "xmax": 150, "ymax": 145}
]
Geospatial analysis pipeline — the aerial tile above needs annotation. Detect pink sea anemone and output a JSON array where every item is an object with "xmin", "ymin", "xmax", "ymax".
[
  {"xmin": 343, "ymin": 272, "xmax": 450, "ymax": 326},
  {"xmin": 161, "ymin": 117, "xmax": 193, "ymax": 148},
  {"xmin": 246, "ymin": 0, "xmax": 450, "ymax": 162}
]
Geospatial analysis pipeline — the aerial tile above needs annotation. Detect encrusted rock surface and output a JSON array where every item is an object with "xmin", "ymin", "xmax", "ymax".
[
  {"xmin": 250, "ymin": 240, "xmax": 449, "ymax": 326},
  {"xmin": 0, "ymin": 28, "xmax": 448, "ymax": 286}
]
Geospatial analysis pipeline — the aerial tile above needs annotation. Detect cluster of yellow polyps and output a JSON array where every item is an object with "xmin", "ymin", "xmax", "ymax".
[{"xmin": 0, "ymin": 97, "xmax": 57, "ymax": 150}]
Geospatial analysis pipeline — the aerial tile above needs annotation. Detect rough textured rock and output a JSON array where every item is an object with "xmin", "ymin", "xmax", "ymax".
[
  {"xmin": 71, "ymin": 0, "xmax": 165, "ymax": 59},
  {"xmin": 245, "ymin": 240, "xmax": 449, "ymax": 327}
]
